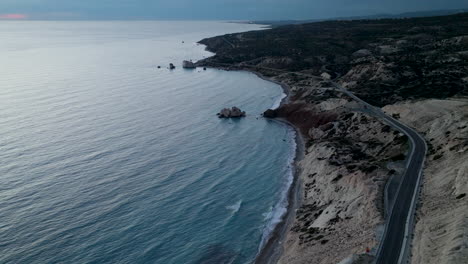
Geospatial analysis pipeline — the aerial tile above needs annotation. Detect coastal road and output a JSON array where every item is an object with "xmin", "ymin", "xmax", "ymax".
[{"xmin": 332, "ymin": 83, "xmax": 427, "ymax": 264}]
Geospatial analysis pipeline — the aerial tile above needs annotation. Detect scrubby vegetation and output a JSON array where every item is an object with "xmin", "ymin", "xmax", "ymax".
[{"xmin": 199, "ymin": 13, "xmax": 468, "ymax": 106}]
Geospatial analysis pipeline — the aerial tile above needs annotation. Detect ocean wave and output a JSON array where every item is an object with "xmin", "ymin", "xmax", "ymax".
[
  {"xmin": 226, "ymin": 200, "xmax": 242, "ymax": 214},
  {"xmin": 270, "ymin": 92, "xmax": 287, "ymax": 110}
]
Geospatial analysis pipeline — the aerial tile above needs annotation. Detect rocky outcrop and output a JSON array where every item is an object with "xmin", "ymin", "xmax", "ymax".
[
  {"xmin": 263, "ymin": 109, "xmax": 278, "ymax": 118},
  {"xmin": 217, "ymin": 107, "xmax": 246, "ymax": 118},
  {"xmin": 182, "ymin": 60, "xmax": 196, "ymax": 69},
  {"xmin": 169, "ymin": 63, "xmax": 176, "ymax": 70},
  {"xmin": 263, "ymin": 103, "xmax": 338, "ymax": 137}
]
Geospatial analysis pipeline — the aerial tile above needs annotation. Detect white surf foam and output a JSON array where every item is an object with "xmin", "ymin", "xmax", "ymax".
[
  {"xmin": 271, "ymin": 92, "xmax": 287, "ymax": 110},
  {"xmin": 258, "ymin": 127, "xmax": 297, "ymax": 251},
  {"xmin": 226, "ymin": 200, "xmax": 242, "ymax": 214}
]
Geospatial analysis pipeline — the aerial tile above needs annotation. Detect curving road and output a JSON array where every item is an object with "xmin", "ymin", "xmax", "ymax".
[{"xmin": 331, "ymin": 82, "xmax": 427, "ymax": 264}]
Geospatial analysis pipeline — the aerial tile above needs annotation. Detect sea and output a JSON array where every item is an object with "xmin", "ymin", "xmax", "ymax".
[{"xmin": 0, "ymin": 21, "xmax": 296, "ymax": 264}]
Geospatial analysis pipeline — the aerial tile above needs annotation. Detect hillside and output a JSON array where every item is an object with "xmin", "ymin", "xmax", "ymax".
[{"xmin": 199, "ymin": 13, "xmax": 468, "ymax": 106}]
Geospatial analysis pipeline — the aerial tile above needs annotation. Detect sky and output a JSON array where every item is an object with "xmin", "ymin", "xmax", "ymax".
[{"xmin": 0, "ymin": 0, "xmax": 467, "ymax": 20}]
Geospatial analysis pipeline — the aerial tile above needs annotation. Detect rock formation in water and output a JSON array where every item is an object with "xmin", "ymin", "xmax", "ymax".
[
  {"xmin": 182, "ymin": 60, "xmax": 196, "ymax": 69},
  {"xmin": 217, "ymin": 107, "xmax": 246, "ymax": 118}
]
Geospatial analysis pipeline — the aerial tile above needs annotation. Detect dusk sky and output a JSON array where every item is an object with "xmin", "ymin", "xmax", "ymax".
[{"xmin": 1, "ymin": 0, "xmax": 468, "ymax": 20}]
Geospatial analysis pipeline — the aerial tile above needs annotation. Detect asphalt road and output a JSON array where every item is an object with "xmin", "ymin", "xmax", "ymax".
[{"xmin": 332, "ymin": 83, "xmax": 427, "ymax": 264}]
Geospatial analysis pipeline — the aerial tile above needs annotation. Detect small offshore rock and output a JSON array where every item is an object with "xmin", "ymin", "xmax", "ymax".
[
  {"xmin": 169, "ymin": 63, "xmax": 176, "ymax": 70},
  {"xmin": 217, "ymin": 107, "xmax": 246, "ymax": 118}
]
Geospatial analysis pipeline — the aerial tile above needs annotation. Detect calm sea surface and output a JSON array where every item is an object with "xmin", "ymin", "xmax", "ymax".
[{"xmin": 0, "ymin": 21, "xmax": 295, "ymax": 264}]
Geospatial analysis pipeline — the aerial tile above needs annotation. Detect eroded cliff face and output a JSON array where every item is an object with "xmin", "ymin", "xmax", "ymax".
[
  {"xmin": 384, "ymin": 99, "xmax": 468, "ymax": 264},
  {"xmin": 264, "ymin": 76, "xmax": 408, "ymax": 264}
]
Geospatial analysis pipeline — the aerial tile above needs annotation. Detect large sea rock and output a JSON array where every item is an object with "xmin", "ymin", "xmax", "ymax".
[{"xmin": 217, "ymin": 107, "xmax": 246, "ymax": 118}]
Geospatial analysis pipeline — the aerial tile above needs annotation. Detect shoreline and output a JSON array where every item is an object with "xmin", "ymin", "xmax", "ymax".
[
  {"xmin": 254, "ymin": 117, "xmax": 305, "ymax": 264},
  {"xmin": 194, "ymin": 25, "xmax": 306, "ymax": 261},
  {"xmin": 246, "ymin": 70, "xmax": 291, "ymax": 105},
  {"xmin": 200, "ymin": 65, "xmax": 306, "ymax": 264},
  {"xmin": 195, "ymin": 14, "xmax": 468, "ymax": 263},
  {"xmin": 247, "ymin": 70, "xmax": 305, "ymax": 264}
]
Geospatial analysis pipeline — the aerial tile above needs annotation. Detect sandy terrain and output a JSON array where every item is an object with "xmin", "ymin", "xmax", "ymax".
[{"xmin": 383, "ymin": 99, "xmax": 468, "ymax": 264}]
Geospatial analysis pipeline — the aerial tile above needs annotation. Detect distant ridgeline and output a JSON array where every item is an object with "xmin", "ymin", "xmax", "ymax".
[
  {"xmin": 199, "ymin": 12, "xmax": 468, "ymax": 106},
  {"xmin": 252, "ymin": 9, "xmax": 468, "ymax": 26}
]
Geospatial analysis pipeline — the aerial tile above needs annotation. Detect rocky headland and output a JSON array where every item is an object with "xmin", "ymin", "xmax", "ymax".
[{"xmin": 198, "ymin": 12, "xmax": 468, "ymax": 264}]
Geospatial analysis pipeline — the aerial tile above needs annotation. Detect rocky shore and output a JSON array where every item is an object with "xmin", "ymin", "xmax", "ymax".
[{"xmin": 198, "ymin": 12, "xmax": 468, "ymax": 264}]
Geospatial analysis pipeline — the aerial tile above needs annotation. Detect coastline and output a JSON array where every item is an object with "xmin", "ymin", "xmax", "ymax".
[
  {"xmin": 200, "ymin": 64, "xmax": 306, "ymax": 263},
  {"xmin": 247, "ymin": 70, "xmax": 291, "ymax": 105},
  {"xmin": 192, "ymin": 24, "xmax": 306, "ymax": 263},
  {"xmin": 195, "ymin": 14, "xmax": 468, "ymax": 263},
  {"xmin": 254, "ymin": 117, "xmax": 305, "ymax": 264},
  {"xmin": 198, "ymin": 62, "xmax": 468, "ymax": 264},
  {"xmin": 200, "ymin": 65, "xmax": 404, "ymax": 264},
  {"xmin": 248, "ymin": 70, "xmax": 305, "ymax": 264}
]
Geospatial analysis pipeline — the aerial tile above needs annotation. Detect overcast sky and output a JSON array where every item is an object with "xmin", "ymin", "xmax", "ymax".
[{"xmin": 1, "ymin": 0, "xmax": 467, "ymax": 20}]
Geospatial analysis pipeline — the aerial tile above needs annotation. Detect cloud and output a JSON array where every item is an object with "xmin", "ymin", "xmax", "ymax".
[
  {"xmin": 0, "ymin": 13, "xmax": 28, "ymax": 19},
  {"xmin": 0, "ymin": 1, "xmax": 467, "ymax": 20}
]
